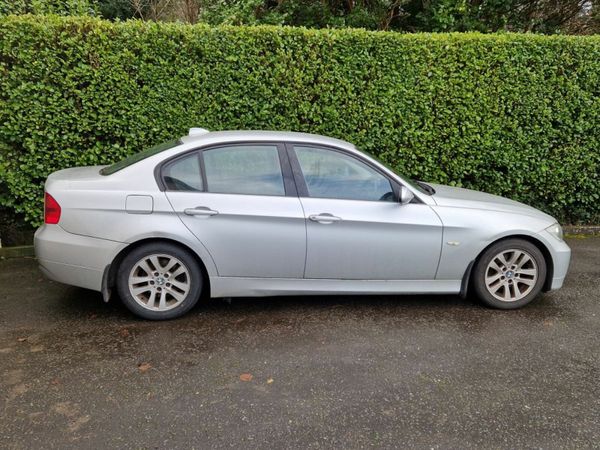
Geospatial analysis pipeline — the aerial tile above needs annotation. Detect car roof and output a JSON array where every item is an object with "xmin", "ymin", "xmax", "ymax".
[{"xmin": 179, "ymin": 130, "xmax": 356, "ymax": 151}]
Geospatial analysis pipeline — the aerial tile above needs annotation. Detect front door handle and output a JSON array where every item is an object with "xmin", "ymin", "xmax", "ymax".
[
  {"xmin": 309, "ymin": 213, "xmax": 342, "ymax": 224},
  {"xmin": 184, "ymin": 206, "xmax": 219, "ymax": 217}
]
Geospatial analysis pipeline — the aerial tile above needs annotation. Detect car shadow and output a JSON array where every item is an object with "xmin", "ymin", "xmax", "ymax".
[{"xmin": 56, "ymin": 285, "xmax": 567, "ymax": 333}]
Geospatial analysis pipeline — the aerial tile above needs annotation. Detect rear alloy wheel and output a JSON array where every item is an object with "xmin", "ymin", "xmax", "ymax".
[
  {"xmin": 128, "ymin": 254, "xmax": 191, "ymax": 311},
  {"xmin": 117, "ymin": 243, "xmax": 202, "ymax": 320},
  {"xmin": 472, "ymin": 239, "xmax": 546, "ymax": 309}
]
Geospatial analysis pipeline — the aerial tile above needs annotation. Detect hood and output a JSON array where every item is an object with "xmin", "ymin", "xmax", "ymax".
[{"xmin": 429, "ymin": 183, "xmax": 556, "ymax": 223}]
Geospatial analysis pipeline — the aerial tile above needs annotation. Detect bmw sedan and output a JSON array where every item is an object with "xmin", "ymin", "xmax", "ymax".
[{"xmin": 35, "ymin": 129, "xmax": 571, "ymax": 320}]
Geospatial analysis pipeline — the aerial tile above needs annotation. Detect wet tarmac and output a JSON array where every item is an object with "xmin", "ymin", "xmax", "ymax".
[{"xmin": 1, "ymin": 237, "xmax": 599, "ymax": 449}]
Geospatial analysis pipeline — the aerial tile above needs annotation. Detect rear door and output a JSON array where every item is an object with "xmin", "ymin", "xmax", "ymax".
[
  {"xmin": 164, "ymin": 143, "xmax": 306, "ymax": 278},
  {"xmin": 288, "ymin": 144, "xmax": 443, "ymax": 280}
]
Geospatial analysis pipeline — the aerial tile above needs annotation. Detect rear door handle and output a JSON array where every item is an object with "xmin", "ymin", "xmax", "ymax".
[
  {"xmin": 184, "ymin": 206, "xmax": 219, "ymax": 217},
  {"xmin": 309, "ymin": 213, "xmax": 342, "ymax": 224}
]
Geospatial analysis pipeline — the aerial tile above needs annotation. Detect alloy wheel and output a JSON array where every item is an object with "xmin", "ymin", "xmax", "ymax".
[
  {"xmin": 484, "ymin": 249, "xmax": 538, "ymax": 302},
  {"xmin": 128, "ymin": 253, "xmax": 191, "ymax": 311}
]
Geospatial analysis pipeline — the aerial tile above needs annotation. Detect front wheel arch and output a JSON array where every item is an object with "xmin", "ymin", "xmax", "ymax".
[
  {"xmin": 462, "ymin": 234, "xmax": 554, "ymax": 298},
  {"xmin": 104, "ymin": 238, "xmax": 210, "ymax": 302}
]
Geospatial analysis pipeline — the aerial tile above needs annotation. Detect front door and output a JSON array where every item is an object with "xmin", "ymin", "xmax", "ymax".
[
  {"xmin": 289, "ymin": 145, "xmax": 443, "ymax": 280},
  {"xmin": 164, "ymin": 143, "xmax": 306, "ymax": 278}
]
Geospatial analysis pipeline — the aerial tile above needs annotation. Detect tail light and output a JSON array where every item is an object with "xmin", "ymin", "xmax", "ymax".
[{"xmin": 44, "ymin": 192, "xmax": 61, "ymax": 224}]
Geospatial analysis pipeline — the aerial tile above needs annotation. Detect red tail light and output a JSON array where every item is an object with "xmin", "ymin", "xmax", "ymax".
[{"xmin": 44, "ymin": 192, "xmax": 61, "ymax": 224}]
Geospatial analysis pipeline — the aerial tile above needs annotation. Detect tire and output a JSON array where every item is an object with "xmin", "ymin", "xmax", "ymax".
[
  {"xmin": 117, "ymin": 242, "xmax": 203, "ymax": 320},
  {"xmin": 472, "ymin": 238, "xmax": 547, "ymax": 310}
]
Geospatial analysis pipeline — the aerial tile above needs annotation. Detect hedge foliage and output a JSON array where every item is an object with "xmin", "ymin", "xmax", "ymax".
[
  {"xmin": 0, "ymin": 15, "xmax": 599, "ymax": 225},
  {"xmin": 0, "ymin": 1, "xmax": 94, "ymax": 16}
]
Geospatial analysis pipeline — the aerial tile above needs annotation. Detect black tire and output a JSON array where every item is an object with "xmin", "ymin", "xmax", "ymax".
[
  {"xmin": 472, "ymin": 238, "xmax": 547, "ymax": 310},
  {"xmin": 117, "ymin": 242, "xmax": 203, "ymax": 320}
]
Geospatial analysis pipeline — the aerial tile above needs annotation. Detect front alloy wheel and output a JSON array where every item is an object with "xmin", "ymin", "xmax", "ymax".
[
  {"xmin": 473, "ymin": 238, "xmax": 547, "ymax": 309},
  {"xmin": 484, "ymin": 249, "xmax": 538, "ymax": 302}
]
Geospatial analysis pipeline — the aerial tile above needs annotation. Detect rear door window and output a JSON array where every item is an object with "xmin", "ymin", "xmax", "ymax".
[
  {"xmin": 163, "ymin": 153, "xmax": 203, "ymax": 191},
  {"xmin": 202, "ymin": 145, "xmax": 285, "ymax": 196}
]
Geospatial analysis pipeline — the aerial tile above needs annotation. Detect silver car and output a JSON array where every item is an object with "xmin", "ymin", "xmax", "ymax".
[{"xmin": 35, "ymin": 129, "xmax": 571, "ymax": 320}]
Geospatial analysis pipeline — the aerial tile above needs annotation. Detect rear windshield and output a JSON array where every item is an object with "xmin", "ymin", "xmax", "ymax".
[{"xmin": 100, "ymin": 139, "xmax": 181, "ymax": 175}]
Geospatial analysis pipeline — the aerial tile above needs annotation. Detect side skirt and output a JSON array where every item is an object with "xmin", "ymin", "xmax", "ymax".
[{"xmin": 210, "ymin": 277, "xmax": 461, "ymax": 298}]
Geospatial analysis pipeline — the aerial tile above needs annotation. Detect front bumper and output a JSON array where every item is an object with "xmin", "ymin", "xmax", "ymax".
[
  {"xmin": 537, "ymin": 229, "xmax": 571, "ymax": 291},
  {"xmin": 34, "ymin": 225, "xmax": 126, "ymax": 292}
]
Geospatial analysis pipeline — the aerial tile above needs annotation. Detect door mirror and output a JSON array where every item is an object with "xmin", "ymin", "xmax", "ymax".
[{"xmin": 399, "ymin": 186, "xmax": 415, "ymax": 205}]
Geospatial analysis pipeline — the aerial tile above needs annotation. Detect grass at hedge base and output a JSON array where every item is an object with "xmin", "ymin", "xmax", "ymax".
[{"xmin": 0, "ymin": 15, "xmax": 599, "ymax": 225}]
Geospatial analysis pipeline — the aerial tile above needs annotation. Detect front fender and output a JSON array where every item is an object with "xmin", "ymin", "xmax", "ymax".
[{"xmin": 433, "ymin": 206, "xmax": 555, "ymax": 280}]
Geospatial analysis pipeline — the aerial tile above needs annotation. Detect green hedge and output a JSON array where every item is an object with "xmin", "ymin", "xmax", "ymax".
[
  {"xmin": 0, "ymin": 0, "xmax": 94, "ymax": 16},
  {"xmin": 1, "ymin": 15, "xmax": 599, "ymax": 225}
]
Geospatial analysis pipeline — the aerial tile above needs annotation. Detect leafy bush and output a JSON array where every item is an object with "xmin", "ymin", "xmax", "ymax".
[
  {"xmin": 0, "ymin": 15, "xmax": 599, "ymax": 225},
  {"xmin": 96, "ymin": 0, "xmax": 134, "ymax": 20},
  {"xmin": 0, "ymin": 0, "xmax": 94, "ymax": 16}
]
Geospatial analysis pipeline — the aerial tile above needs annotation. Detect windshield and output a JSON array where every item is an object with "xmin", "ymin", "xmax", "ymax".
[
  {"xmin": 100, "ymin": 139, "xmax": 181, "ymax": 175},
  {"xmin": 360, "ymin": 148, "xmax": 434, "ymax": 195}
]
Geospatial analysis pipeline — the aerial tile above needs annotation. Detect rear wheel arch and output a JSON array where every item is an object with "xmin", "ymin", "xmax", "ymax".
[
  {"xmin": 462, "ymin": 234, "xmax": 554, "ymax": 297},
  {"xmin": 105, "ymin": 238, "xmax": 210, "ymax": 301}
]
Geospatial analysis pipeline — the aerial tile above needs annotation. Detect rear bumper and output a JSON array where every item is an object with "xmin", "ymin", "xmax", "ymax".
[{"xmin": 34, "ymin": 225, "xmax": 126, "ymax": 292}]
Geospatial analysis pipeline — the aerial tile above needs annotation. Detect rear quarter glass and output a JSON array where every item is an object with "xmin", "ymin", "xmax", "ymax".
[{"xmin": 100, "ymin": 139, "xmax": 182, "ymax": 175}]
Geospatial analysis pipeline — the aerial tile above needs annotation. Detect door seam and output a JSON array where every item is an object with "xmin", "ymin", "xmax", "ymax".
[
  {"xmin": 297, "ymin": 197, "xmax": 309, "ymax": 278},
  {"xmin": 162, "ymin": 191, "xmax": 220, "ymax": 275}
]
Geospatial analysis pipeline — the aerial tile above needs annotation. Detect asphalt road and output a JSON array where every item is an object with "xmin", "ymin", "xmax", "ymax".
[{"xmin": 1, "ymin": 237, "xmax": 599, "ymax": 449}]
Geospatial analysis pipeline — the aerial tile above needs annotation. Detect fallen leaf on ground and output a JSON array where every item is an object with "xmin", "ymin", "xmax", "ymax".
[
  {"xmin": 138, "ymin": 362, "xmax": 152, "ymax": 372},
  {"xmin": 239, "ymin": 373, "xmax": 253, "ymax": 382}
]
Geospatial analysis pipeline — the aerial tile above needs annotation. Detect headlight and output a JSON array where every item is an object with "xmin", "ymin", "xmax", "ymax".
[{"xmin": 546, "ymin": 223, "xmax": 564, "ymax": 241}]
